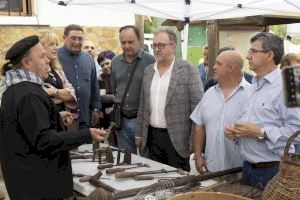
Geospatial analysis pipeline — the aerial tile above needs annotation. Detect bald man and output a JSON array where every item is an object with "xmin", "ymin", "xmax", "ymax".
[{"xmin": 190, "ymin": 50, "xmax": 250, "ymax": 173}]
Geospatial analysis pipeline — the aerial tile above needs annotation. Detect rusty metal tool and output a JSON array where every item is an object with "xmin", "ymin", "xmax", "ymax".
[
  {"xmin": 115, "ymin": 168, "xmax": 185, "ymax": 179},
  {"xmin": 79, "ymin": 170, "xmax": 103, "ymax": 182},
  {"xmin": 134, "ymin": 175, "xmax": 182, "ymax": 181},
  {"xmin": 106, "ymin": 163, "xmax": 150, "ymax": 174},
  {"xmin": 97, "ymin": 162, "xmax": 149, "ymax": 170},
  {"xmin": 89, "ymin": 167, "xmax": 242, "ymax": 199}
]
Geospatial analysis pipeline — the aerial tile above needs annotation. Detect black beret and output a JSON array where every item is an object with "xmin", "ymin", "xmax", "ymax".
[{"xmin": 5, "ymin": 35, "xmax": 39, "ymax": 62}]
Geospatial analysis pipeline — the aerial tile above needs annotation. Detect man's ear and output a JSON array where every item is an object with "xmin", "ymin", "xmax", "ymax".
[
  {"xmin": 21, "ymin": 57, "xmax": 31, "ymax": 70},
  {"xmin": 267, "ymin": 51, "xmax": 275, "ymax": 63}
]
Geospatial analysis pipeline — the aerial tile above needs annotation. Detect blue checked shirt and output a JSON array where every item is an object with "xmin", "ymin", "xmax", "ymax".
[{"xmin": 238, "ymin": 68, "xmax": 300, "ymax": 163}]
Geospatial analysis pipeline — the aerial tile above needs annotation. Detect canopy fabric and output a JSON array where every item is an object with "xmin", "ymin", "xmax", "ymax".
[{"xmin": 49, "ymin": 0, "xmax": 300, "ymax": 21}]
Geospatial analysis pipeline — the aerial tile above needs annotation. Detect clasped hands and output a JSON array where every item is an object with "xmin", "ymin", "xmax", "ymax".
[{"xmin": 225, "ymin": 122, "xmax": 261, "ymax": 140}]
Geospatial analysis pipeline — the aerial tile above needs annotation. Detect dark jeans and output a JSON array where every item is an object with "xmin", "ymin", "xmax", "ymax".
[
  {"xmin": 147, "ymin": 126, "xmax": 190, "ymax": 172},
  {"xmin": 242, "ymin": 160, "xmax": 279, "ymax": 190},
  {"xmin": 117, "ymin": 117, "xmax": 137, "ymax": 154}
]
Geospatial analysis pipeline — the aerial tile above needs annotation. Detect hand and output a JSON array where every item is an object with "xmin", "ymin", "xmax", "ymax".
[
  {"xmin": 194, "ymin": 154, "xmax": 207, "ymax": 174},
  {"xmin": 90, "ymin": 128, "xmax": 107, "ymax": 142},
  {"xmin": 44, "ymin": 84, "xmax": 57, "ymax": 97},
  {"xmin": 59, "ymin": 111, "xmax": 74, "ymax": 126},
  {"xmin": 224, "ymin": 125, "xmax": 236, "ymax": 140},
  {"xmin": 91, "ymin": 110, "xmax": 101, "ymax": 126},
  {"xmin": 233, "ymin": 122, "xmax": 261, "ymax": 138},
  {"xmin": 135, "ymin": 137, "xmax": 142, "ymax": 152}
]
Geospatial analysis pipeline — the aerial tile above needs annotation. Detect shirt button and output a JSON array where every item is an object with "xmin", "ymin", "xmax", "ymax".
[
  {"xmin": 78, "ymin": 86, "xmax": 80, "ymax": 89},
  {"xmin": 127, "ymin": 94, "xmax": 129, "ymax": 97},
  {"xmin": 76, "ymin": 76, "xmax": 79, "ymax": 79},
  {"xmin": 74, "ymin": 66, "xmax": 77, "ymax": 68}
]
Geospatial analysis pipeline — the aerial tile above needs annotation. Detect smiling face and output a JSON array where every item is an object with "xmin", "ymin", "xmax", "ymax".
[
  {"xmin": 63, "ymin": 30, "xmax": 84, "ymax": 54},
  {"xmin": 100, "ymin": 58, "xmax": 112, "ymax": 75},
  {"xmin": 152, "ymin": 32, "xmax": 175, "ymax": 64}
]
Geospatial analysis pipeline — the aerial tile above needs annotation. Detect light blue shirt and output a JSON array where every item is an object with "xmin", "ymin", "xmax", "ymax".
[
  {"xmin": 239, "ymin": 68, "xmax": 300, "ymax": 163},
  {"xmin": 190, "ymin": 78, "xmax": 250, "ymax": 172}
]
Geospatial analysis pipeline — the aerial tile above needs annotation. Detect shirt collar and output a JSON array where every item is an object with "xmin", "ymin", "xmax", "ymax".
[
  {"xmin": 63, "ymin": 46, "xmax": 82, "ymax": 56},
  {"xmin": 120, "ymin": 49, "xmax": 143, "ymax": 63},
  {"xmin": 153, "ymin": 58, "xmax": 175, "ymax": 74},
  {"xmin": 253, "ymin": 67, "xmax": 281, "ymax": 85}
]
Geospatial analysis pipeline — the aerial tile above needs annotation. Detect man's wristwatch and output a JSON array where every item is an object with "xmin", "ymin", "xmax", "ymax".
[
  {"xmin": 257, "ymin": 128, "xmax": 267, "ymax": 141},
  {"xmin": 93, "ymin": 108, "xmax": 100, "ymax": 112}
]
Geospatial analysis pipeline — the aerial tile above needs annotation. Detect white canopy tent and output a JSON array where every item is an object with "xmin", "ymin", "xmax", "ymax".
[
  {"xmin": 49, "ymin": 0, "xmax": 300, "ymax": 21},
  {"xmin": 48, "ymin": 0, "xmax": 300, "ymax": 58}
]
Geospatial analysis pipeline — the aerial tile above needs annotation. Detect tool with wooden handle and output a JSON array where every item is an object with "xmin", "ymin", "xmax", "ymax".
[
  {"xmin": 78, "ymin": 170, "xmax": 103, "ymax": 182},
  {"xmin": 106, "ymin": 163, "xmax": 150, "ymax": 174},
  {"xmin": 115, "ymin": 168, "xmax": 185, "ymax": 178},
  {"xmin": 134, "ymin": 175, "xmax": 181, "ymax": 181},
  {"xmin": 97, "ymin": 162, "xmax": 148, "ymax": 170}
]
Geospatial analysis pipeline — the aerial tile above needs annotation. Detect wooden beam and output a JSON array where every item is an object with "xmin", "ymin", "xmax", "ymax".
[
  {"xmin": 207, "ymin": 20, "xmax": 219, "ymax": 76},
  {"xmin": 135, "ymin": 14, "xmax": 144, "ymax": 49}
]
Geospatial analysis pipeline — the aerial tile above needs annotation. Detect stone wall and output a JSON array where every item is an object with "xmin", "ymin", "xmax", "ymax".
[{"xmin": 0, "ymin": 25, "xmax": 122, "ymax": 76}]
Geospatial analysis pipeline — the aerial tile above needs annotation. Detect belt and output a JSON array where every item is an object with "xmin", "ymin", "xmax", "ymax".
[
  {"xmin": 149, "ymin": 126, "xmax": 167, "ymax": 132},
  {"xmin": 248, "ymin": 161, "xmax": 280, "ymax": 168},
  {"xmin": 121, "ymin": 113, "xmax": 137, "ymax": 119}
]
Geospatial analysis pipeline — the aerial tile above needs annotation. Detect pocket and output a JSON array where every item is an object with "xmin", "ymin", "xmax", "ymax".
[{"xmin": 82, "ymin": 72, "xmax": 91, "ymax": 81}]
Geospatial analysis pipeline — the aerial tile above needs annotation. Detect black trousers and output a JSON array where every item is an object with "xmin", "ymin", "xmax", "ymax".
[{"xmin": 147, "ymin": 126, "xmax": 190, "ymax": 172}]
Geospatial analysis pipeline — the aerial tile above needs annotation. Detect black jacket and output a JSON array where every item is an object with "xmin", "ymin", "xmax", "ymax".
[{"xmin": 0, "ymin": 82, "xmax": 92, "ymax": 200}]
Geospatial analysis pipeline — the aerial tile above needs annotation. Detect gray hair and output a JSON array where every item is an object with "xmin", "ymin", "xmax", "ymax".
[
  {"xmin": 154, "ymin": 29, "xmax": 177, "ymax": 45},
  {"xmin": 250, "ymin": 32, "xmax": 284, "ymax": 65}
]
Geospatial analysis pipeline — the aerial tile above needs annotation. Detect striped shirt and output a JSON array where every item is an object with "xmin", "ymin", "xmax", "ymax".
[
  {"xmin": 239, "ymin": 68, "xmax": 300, "ymax": 163},
  {"xmin": 190, "ymin": 78, "xmax": 250, "ymax": 172}
]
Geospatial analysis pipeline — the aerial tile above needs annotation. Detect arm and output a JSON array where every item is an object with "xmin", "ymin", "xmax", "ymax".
[
  {"xmin": 135, "ymin": 73, "xmax": 146, "ymax": 151},
  {"xmin": 89, "ymin": 61, "xmax": 101, "ymax": 125},
  {"xmin": 188, "ymin": 65, "xmax": 204, "ymax": 146},
  {"xmin": 57, "ymin": 69, "xmax": 77, "ymax": 102},
  {"xmin": 18, "ymin": 94, "xmax": 92, "ymax": 154},
  {"xmin": 194, "ymin": 124, "xmax": 207, "ymax": 174}
]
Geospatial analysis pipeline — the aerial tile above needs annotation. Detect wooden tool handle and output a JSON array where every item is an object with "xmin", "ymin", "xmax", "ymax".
[
  {"xmin": 115, "ymin": 171, "xmax": 138, "ymax": 178},
  {"xmin": 106, "ymin": 167, "xmax": 126, "ymax": 174},
  {"xmin": 134, "ymin": 175, "xmax": 154, "ymax": 181},
  {"xmin": 79, "ymin": 176, "xmax": 91, "ymax": 182},
  {"xmin": 97, "ymin": 163, "xmax": 114, "ymax": 170}
]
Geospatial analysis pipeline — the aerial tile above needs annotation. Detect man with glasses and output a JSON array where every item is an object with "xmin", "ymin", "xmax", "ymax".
[
  {"xmin": 111, "ymin": 25, "xmax": 155, "ymax": 154},
  {"xmin": 135, "ymin": 29, "xmax": 203, "ymax": 171},
  {"xmin": 58, "ymin": 24, "xmax": 101, "ymax": 129},
  {"xmin": 225, "ymin": 32, "xmax": 300, "ymax": 189}
]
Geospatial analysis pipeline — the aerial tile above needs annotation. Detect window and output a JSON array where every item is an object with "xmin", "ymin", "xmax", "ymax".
[{"xmin": 0, "ymin": 0, "xmax": 32, "ymax": 16}]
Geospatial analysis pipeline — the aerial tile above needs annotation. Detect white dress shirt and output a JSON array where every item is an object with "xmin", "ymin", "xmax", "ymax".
[{"xmin": 149, "ymin": 60, "xmax": 174, "ymax": 128}]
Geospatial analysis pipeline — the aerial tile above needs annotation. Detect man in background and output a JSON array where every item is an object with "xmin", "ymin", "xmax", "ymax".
[
  {"xmin": 111, "ymin": 25, "xmax": 155, "ymax": 153},
  {"xmin": 58, "ymin": 24, "xmax": 101, "ymax": 129}
]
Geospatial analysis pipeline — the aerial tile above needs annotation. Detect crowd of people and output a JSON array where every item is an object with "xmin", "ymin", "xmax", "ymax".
[{"xmin": 0, "ymin": 24, "xmax": 299, "ymax": 199}]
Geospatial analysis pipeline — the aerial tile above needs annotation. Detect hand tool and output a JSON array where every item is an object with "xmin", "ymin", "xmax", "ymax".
[
  {"xmin": 106, "ymin": 163, "xmax": 150, "ymax": 174},
  {"xmin": 115, "ymin": 168, "xmax": 185, "ymax": 179},
  {"xmin": 97, "ymin": 162, "xmax": 149, "ymax": 170}
]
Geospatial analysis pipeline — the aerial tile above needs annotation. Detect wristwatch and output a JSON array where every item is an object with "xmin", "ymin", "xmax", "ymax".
[
  {"xmin": 257, "ymin": 128, "xmax": 267, "ymax": 141},
  {"xmin": 93, "ymin": 108, "xmax": 100, "ymax": 112}
]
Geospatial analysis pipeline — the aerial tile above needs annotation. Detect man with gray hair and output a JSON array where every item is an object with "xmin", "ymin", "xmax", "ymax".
[
  {"xmin": 191, "ymin": 50, "xmax": 249, "ymax": 173},
  {"xmin": 136, "ymin": 29, "xmax": 203, "ymax": 171},
  {"xmin": 225, "ymin": 32, "xmax": 300, "ymax": 188}
]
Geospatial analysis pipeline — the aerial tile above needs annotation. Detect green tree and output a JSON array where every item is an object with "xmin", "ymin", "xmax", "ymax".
[{"xmin": 144, "ymin": 17, "xmax": 157, "ymax": 33}]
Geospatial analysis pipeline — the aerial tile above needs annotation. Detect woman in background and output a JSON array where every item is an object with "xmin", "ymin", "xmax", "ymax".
[{"xmin": 39, "ymin": 31, "xmax": 78, "ymax": 125}]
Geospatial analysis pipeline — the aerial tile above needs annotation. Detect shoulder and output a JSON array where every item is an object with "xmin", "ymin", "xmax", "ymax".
[{"xmin": 142, "ymin": 51, "xmax": 155, "ymax": 62}]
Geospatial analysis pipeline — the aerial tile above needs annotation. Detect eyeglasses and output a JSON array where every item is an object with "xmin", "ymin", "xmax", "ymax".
[
  {"xmin": 151, "ymin": 43, "xmax": 174, "ymax": 50},
  {"xmin": 84, "ymin": 45, "xmax": 95, "ymax": 50},
  {"xmin": 69, "ymin": 36, "xmax": 83, "ymax": 42},
  {"xmin": 248, "ymin": 48, "xmax": 269, "ymax": 55}
]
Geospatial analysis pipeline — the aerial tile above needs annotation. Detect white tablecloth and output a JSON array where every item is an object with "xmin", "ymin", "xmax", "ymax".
[{"xmin": 72, "ymin": 146, "xmax": 217, "ymax": 199}]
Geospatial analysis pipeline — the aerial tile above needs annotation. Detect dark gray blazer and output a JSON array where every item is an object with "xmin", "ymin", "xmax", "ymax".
[{"xmin": 136, "ymin": 58, "xmax": 203, "ymax": 158}]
